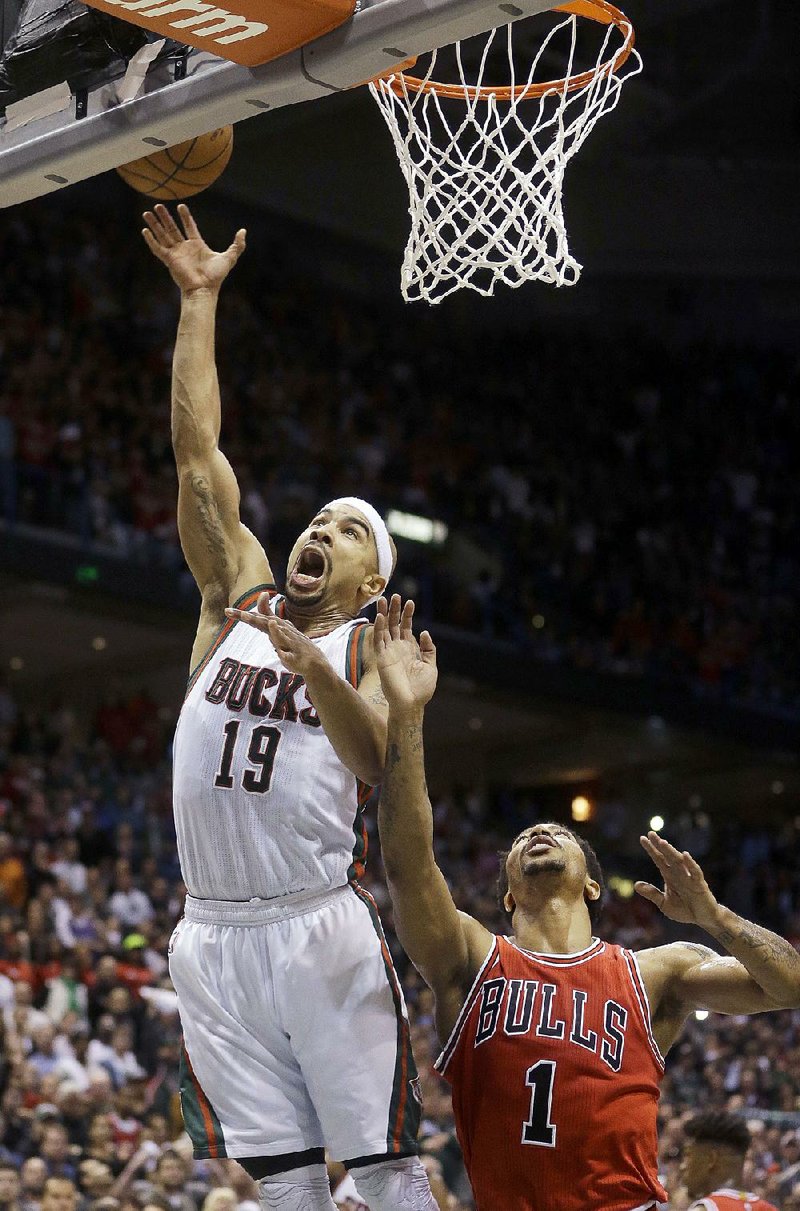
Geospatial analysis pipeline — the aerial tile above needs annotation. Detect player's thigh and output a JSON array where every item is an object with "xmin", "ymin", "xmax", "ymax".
[
  {"xmin": 278, "ymin": 886, "xmax": 421, "ymax": 1161},
  {"xmin": 169, "ymin": 918, "xmax": 323, "ymax": 1158}
]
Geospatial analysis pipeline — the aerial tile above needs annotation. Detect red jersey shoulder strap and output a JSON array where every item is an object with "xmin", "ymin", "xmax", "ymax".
[
  {"xmin": 434, "ymin": 937, "xmax": 500, "ymax": 1076},
  {"xmin": 620, "ymin": 946, "xmax": 666, "ymax": 1071}
]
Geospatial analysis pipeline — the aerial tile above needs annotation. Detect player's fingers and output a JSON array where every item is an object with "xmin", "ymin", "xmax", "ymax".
[
  {"xmin": 141, "ymin": 230, "xmax": 168, "ymax": 262},
  {"xmin": 400, "ymin": 599, "xmax": 415, "ymax": 641},
  {"xmin": 420, "ymin": 631, "xmax": 436, "ymax": 663},
  {"xmin": 634, "ymin": 881, "xmax": 665, "ymax": 906},
  {"xmin": 639, "ymin": 835, "xmax": 674, "ymax": 879},
  {"xmin": 256, "ymin": 592, "xmax": 273, "ymax": 616},
  {"xmin": 154, "ymin": 203, "xmax": 183, "ymax": 244},
  {"xmin": 387, "ymin": 594, "xmax": 402, "ymax": 639},
  {"xmin": 224, "ymin": 609, "xmax": 266, "ymax": 630},
  {"xmin": 142, "ymin": 210, "xmax": 164, "ymax": 238},
  {"xmin": 145, "ymin": 205, "xmax": 175, "ymax": 245},
  {"xmin": 649, "ymin": 832, "xmax": 684, "ymax": 863},
  {"xmin": 375, "ymin": 597, "xmax": 388, "ymax": 619},
  {"xmin": 682, "ymin": 851, "xmax": 704, "ymax": 875},
  {"xmin": 373, "ymin": 609, "xmax": 387, "ymax": 649},
  {"xmin": 177, "ymin": 203, "xmax": 201, "ymax": 241},
  {"xmin": 227, "ymin": 229, "xmax": 247, "ymax": 261}
]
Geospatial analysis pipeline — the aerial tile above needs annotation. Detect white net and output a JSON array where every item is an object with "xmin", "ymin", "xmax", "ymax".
[{"xmin": 369, "ymin": 6, "xmax": 642, "ymax": 304}]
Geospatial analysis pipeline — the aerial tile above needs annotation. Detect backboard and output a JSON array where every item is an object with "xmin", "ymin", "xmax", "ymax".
[{"xmin": 0, "ymin": 0, "xmax": 563, "ymax": 208}]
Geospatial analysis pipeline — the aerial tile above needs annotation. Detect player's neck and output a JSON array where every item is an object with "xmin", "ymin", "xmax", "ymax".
[
  {"xmin": 706, "ymin": 1168, "xmax": 745, "ymax": 1195},
  {"xmin": 283, "ymin": 599, "xmax": 358, "ymax": 636},
  {"xmin": 511, "ymin": 898, "xmax": 593, "ymax": 956}
]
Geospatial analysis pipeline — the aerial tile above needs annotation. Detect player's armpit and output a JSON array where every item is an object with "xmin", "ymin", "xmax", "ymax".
[{"xmin": 387, "ymin": 857, "xmax": 493, "ymax": 1021}]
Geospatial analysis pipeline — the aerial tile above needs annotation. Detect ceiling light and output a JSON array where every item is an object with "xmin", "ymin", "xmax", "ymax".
[{"xmin": 571, "ymin": 795, "xmax": 592, "ymax": 823}]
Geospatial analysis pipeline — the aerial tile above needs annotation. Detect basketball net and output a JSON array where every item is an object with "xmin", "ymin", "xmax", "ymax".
[{"xmin": 369, "ymin": 1, "xmax": 641, "ymax": 304}]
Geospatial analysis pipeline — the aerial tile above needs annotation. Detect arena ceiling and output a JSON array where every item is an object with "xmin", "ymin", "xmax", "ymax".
[{"xmin": 2, "ymin": 576, "xmax": 797, "ymax": 833}]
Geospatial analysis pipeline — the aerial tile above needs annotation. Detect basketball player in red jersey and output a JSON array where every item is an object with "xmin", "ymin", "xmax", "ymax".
[
  {"xmin": 680, "ymin": 1113, "xmax": 778, "ymax": 1211},
  {"xmin": 372, "ymin": 595, "xmax": 800, "ymax": 1211}
]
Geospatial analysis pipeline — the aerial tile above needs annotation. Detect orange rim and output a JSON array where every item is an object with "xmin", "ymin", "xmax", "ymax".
[{"xmin": 382, "ymin": 0, "xmax": 635, "ymax": 102}]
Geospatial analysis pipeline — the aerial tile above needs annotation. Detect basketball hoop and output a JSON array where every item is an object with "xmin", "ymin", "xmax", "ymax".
[{"xmin": 369, "ymin": 0, "xmax": 641, "ymax": 304}]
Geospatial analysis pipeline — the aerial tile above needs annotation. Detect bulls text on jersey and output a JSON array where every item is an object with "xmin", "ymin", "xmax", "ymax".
[{"xmin": 474, "ymin": 978, "xmax": 628, "ymax": 1072}]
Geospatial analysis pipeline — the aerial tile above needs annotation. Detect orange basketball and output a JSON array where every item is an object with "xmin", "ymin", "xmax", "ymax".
[{"xmin": 116, "ymin": 126, "xmax": 234, "ymax": 200}]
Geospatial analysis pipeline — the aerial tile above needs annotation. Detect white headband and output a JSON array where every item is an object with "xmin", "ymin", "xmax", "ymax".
[{"xmin": 324, "ymin": 496, "xmax": 393, "ymax": 605}]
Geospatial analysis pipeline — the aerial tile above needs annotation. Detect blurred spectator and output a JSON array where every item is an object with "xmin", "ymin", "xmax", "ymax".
[
  {"xmin": 0, "ymin": 1163, "xmax": 22, "ymax": 1211},
  {"xmin": 0, "ymin": 837, "xmax": 27, "ymax": 912},
  {"xmin": 1, "ymin": 201, "xmax": 798, "ymax": 715},
  {"xmin": 148, "ymin": 1151, "xmax": 196, "ymax": 1211},
  {"xmin": 39, "ymin": 1178, "xmax": 77, "ymax": 1211}
]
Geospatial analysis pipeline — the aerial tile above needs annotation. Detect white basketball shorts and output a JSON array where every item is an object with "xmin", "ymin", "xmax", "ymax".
[{"xmin": 168, "ymin": 883, "xmax": 421, "ymax": 1162}]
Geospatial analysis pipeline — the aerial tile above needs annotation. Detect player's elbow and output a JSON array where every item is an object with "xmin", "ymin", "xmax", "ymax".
[{"xmin": 174, "ymin": 425, "xmax": 219, "ymax": 467}]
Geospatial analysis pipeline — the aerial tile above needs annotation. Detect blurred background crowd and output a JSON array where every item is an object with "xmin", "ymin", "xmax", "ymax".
[
  {"xmin": 1, "ymin": 202, "xmax": 798, "ymax": 716},
  {"xmin": 0, "ymin": 676, "xmax": 797, "ymax": 1208}
]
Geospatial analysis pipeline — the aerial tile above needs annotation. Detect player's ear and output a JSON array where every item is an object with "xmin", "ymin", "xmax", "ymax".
[
  {"xmin": 360, "ymin": 573, "xmax": 386, "ymax": 602},
  {"xmin": 585, "ymin": 877, "xmax": 601, "ymax": 904},
  {"xmin": 504, "ymin": 891, "xmax": 515, "ymax": 916}
]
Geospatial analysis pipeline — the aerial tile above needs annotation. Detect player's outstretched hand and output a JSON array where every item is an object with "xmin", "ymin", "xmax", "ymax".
[
  {"xmin": 142, "ymin": 203, "xmax": 245, "ymax": 294},
  {"xmin": 635, "ymin": 831, "xmax": 721, "ymax": 930},
  {"xmin": 374, "ymin": 594, "xmax": 437, "ymax": 712},
  {"xmin": 224, "ymin": 593, "xmax": 324, "ymax": 676}
]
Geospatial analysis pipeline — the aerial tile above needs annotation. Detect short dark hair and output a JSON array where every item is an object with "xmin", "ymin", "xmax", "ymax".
[
  {"xmin": 684, "ymin": 1112, "xmax": 751, "ymax": 1154},
  {"xmin": 496, "ymin": 830, "xmax": 605, "ymax": 930}
]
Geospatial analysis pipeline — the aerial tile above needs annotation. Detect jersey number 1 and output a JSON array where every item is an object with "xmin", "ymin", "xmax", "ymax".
[
  {"xmin": 214, "ymin": 721, "xmax": 281, "ymax": 794},
  {"xmin": 522, "ymin": 1060, "xmax": 557, "ymax": 1147}
]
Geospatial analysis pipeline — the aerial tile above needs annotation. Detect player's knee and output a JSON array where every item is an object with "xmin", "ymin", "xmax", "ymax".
[
  {"xmin": 256, "ymin": 1163, "xmax": 336, "ymax": 1211},
  {"xmin": 348, "ymin": 1156, "xmax": 438, "ymax": 1210}
]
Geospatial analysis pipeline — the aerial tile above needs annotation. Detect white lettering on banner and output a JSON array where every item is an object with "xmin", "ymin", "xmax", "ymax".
[{"xmin": 101, "ymin": 0, "xmax": 268, "ymax": 43}]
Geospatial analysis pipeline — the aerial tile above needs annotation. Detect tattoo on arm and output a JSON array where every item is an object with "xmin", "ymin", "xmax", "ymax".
[
  {"xmin": 190, "ymin": 474, "xmax": 230, "ymax": 570},
  {"xmin": 368, "ymin": 688, "xmax": 388, "ymax": 707},
  {"xmin": 679, "ymin": 943, "xmax": 717, "ymax": 959},
  {"xmin": 716, "ymin": 921, "xmax": 794, "ymax": 965}
]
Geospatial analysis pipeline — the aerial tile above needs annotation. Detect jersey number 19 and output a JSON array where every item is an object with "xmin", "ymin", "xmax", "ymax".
[{"xmin": 213, "ymin": 720, "xmax": 282, "ymax": 794}]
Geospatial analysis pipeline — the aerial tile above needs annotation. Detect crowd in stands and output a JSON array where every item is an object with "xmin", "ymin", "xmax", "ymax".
[
  {"xmin": 0, "ymin": 200, "xmax": 798, "ymax": 714},
  {"xmin": 0, "ymin": 678, "xmax": 798, "ymax": 1208}
]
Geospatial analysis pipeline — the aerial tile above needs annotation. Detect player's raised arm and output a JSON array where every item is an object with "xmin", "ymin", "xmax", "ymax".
[
  {"xmin": 635, "ymin": 831, "xmax": 800, "ymax": 1047},
  {"xmin": 375, "ymin": 596, "xmax": 493, "ymax": 1041},
  {"xmin": 143, "ymin": 204, "xmax": 272, "ymax": 667}
]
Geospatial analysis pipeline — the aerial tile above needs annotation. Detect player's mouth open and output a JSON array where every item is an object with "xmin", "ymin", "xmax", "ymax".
[
  {"xmin": 289, "ymin": 544, "xmax": 329, "ymax": 591},
  {"xmin": 527, "ymin": 835, "xmax": 558, "ymax": 855}
]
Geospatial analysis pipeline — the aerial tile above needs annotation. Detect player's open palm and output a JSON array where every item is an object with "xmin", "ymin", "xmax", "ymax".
[
  {"xmin": 374, "ymin": 594, "xmax": 438, "ymax": 710},
  {"xmin": 142, "ymin": 203, "xmax": 246, "ymax": 293},
  {"xmin": 635, "ymin": 831, "xmax": 720, "ymax": 929}
]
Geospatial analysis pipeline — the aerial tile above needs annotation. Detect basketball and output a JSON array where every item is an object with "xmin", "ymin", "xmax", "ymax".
[{"xmin": 116, "ymin": 126, "xmax": 234, "ymax": 200}]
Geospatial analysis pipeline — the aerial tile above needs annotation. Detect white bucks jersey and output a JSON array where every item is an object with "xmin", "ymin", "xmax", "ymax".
[{"xmin": 173, "ymin": 587, "xmax": 371, "ymax": 901}]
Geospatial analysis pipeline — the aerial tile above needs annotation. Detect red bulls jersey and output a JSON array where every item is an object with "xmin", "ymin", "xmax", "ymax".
[
  {"xmin": 691, "ymin": 1192, "xmax": 779, "ymax": 1211},
  {"xmin": 435, "ymin": 936, "xmax": 668, "ymax": 1211}
]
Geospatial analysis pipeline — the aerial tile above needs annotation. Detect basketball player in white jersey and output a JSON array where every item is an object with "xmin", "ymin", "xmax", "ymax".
[{"xmin": 142, "ymin": 204, "xmax": 437, "ymax": 1211}]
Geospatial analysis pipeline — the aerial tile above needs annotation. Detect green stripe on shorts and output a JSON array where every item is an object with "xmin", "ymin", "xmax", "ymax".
[
  {"xmin": 179, "ymin": 1043, "xmax": 228, "ymax": 1159},
  {"xmin": 351, "ymin": 885, "xmax": 421, "ymax": 1154}
]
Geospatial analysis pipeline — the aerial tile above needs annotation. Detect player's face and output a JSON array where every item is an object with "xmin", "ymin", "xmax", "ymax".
[
  {"xmin": 679, "ymin": 1142, "xmax": 714, "ymax": 1200},
  {"xmin": 506, "ymin": 823, "xmax": 598, "ymax": 916},
  {"xmin": 510, "ymin": 823, "xmax": 577, "ymax": 880},
  {"xmin": 284, "ymin": 506, "xmax": 380, "ymax": 609}
]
